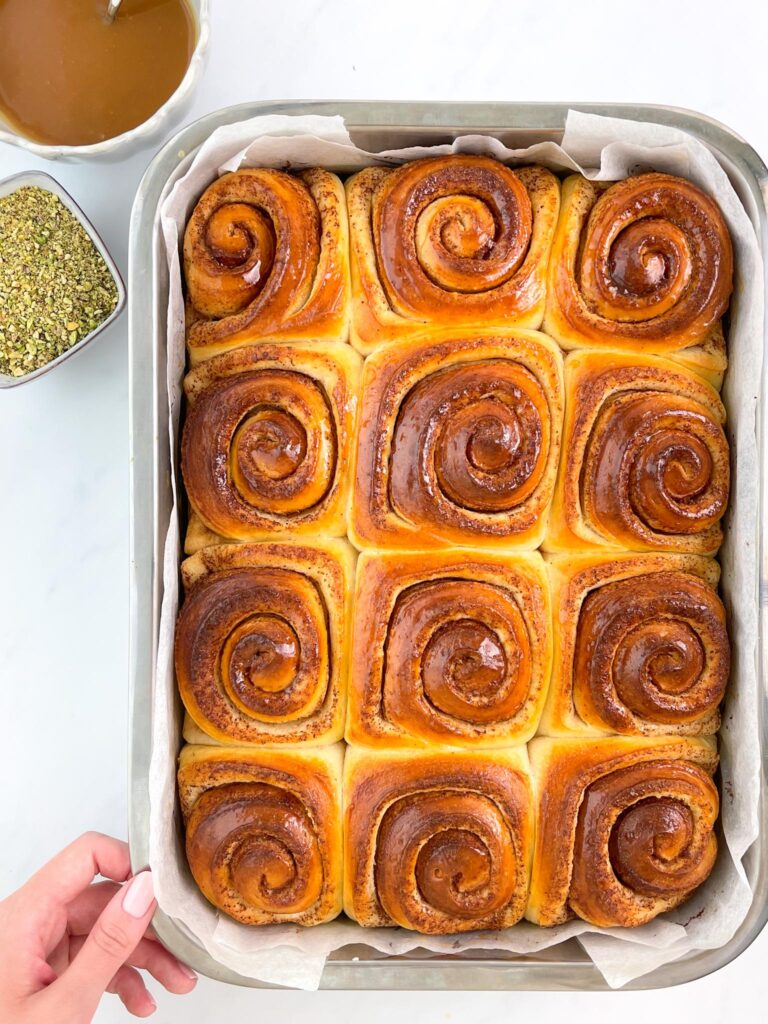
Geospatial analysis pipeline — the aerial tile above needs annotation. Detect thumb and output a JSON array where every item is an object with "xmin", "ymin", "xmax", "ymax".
[{"xmin": 54, "ymin": 871, "xmax": 156, "ymax": 1019}]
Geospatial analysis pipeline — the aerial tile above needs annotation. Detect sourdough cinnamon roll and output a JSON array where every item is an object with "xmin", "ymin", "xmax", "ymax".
[
  {"xmin": 527, "ymin": 736, "xmax": 719, "ymax": 928},
  {"xmin": 544, "ymin": 350, "xmax": 729, "ymax": 555},
  {"xmin": 350, "ymin": 329, "xmax": 564, "ymax": 550},
  {"xmin": 178, "ymin": 744, "xmax": 343, "ymax": 926},
  {"xmin": 175, "ymin": 540, "xmax": 354, "ymax": 746},
  {"xmin": 347, "ymin": 550, "xmax": 551, "ymax": 747},
  {"xmin": 344, "ymin": 746, "xmax": 533, "ymax": 933},
  {"xmin": 347, "ymin": 157, "xmax": 560, "ymax": 352},
  {"xmin": 541, "ymin": 553, "xmax": 729, "ymax": 737},
  {"xmin": 181, "ymin": 342, "xmax": 360, "ymax": 551},
  {"xmin": 544, "ymin": 173, "xmax": 733, "ymax": 387},
  {"xmin": 184, "ymin": 168, "xmax": 350, "ymax": 362}
]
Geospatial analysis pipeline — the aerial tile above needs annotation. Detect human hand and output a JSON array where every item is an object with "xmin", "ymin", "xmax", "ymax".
[{"xmin": 0, "ymin": 832, "xmax": 197, "ymax": 1022}]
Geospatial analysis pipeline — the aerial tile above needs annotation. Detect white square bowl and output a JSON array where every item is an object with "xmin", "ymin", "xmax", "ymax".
[{"xmin": 0, "ymin": 170, "xmax": 126, "ymax": 389}]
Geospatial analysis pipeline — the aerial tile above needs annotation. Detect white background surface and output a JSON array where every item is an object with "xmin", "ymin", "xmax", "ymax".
[{"xmin": 1, "ymin": 0, "xmax": 767, "ymax": 1020}]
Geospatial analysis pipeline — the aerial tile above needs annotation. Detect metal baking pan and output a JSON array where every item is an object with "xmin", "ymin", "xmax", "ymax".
[{"xmin": 128, "ymin": 101, "xmax": 768, "ymax": 990}]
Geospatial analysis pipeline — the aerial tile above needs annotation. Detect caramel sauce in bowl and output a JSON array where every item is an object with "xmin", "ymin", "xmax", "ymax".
[{"xmin": 0, "ymin": 0, "xmax": 209, "ymax": 159}]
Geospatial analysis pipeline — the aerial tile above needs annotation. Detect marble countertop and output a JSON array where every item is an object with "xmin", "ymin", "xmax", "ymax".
[{"xmin": 1, "ymin": 1, "xmax": 766, "ymax": 1021}]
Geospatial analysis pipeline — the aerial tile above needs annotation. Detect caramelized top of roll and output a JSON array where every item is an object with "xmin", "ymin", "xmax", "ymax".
[
  {"xmin": 582, "ymin": 389, "xmax": 730, "ymax": 542},
  {"xmin": 347, "ymin": 159, "xmax": 560, "ymax": 349},
  {"xmin": 350, "ymin": 328, "xmax": 563, "ymax": 550},
  {"xmin": 574, "ymin": 571, "xmax": 729, "ymax": 730},
  {"xmin": 344, "ymin": 746, "xmax": 533, "ymax": 933},
  {"xmin": 178, "ymin": 744, "xmax": 343, "ymax": 927},
  {"xmin": 184, "ymin": 167, "xmax": 350, "ymax": 356},
  {"xmin": 527, "ymin": 736, "xmax": 718, "ymax": 928},
  {"xmin": 549, "ymin": 172, "xmax": 733, "ymax": 349},
  {"xmin": 375, "ymin": 156, "xmax": 536, "ymax": 315}
]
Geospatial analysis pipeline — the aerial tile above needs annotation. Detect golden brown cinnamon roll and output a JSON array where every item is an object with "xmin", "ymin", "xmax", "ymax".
[
  {"xmin": 347, "ymin": 157, "xmax": 560, "ymax": 353},
  {"xmin": 178, "ymin": 744, "xmax": 343, "ymax": 926},
  {"xmin": 544, "ymin": 350, "xmax": 729, "ymax": 555},
  {"xmin": 184, "ymin": 168, "xmax": 350, "ymax": 363},
  {"xmin": 181, "ymin": 342, "xmax": 360, "ymax": 551},
  {"xmin": 175, "ymin": 540, "xmax": 354, "ymax": 746},
  {"xmin": 344, "ymin": 746, "xmax": 533, "ymax": 933},
  {"xmin": 347, "ymin": 550, "xmax": 551, "ymax": 747},
  {"xmin": 526, "ymin": 736, "xmax": 718, "ymax": 928},
  {"xmin": 541, "ymin": 553, "xmax": 729, "ymax": 737},
  {"xmin": 350, "ymin": 329, "xmax": 564, "ymax": 550},
  {"xmin": 544, "ymin": 173, "xmax": 733, "ymax": 387}
]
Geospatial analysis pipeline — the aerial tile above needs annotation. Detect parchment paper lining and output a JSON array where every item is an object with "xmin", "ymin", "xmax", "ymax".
[{"xmin": 149, "ymin": 110, "xmax": 763, "ymax": 989}]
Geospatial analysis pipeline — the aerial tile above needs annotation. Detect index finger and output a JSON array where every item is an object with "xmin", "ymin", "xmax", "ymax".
[{"xmin": 22, "ymin": 832, "xmax": 132, "ymax": 908}]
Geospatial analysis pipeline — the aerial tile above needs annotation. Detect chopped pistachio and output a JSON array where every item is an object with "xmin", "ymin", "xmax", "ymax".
[{"xmin": 0, "ymin": 186, "xmax": 118, "ymax": 377}]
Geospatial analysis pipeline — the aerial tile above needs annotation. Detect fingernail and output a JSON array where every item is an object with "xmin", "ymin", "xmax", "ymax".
[
  {"xmin": 145, "ymin": 991, "xmax": 157, "ymax": 1014},
  {"xmin": 178, "ymin": 963, "xmax": 198, "ymax": 982},
  {"xmin": 122, "ymin": 870, "xmax": 156, "ymax": 918}
]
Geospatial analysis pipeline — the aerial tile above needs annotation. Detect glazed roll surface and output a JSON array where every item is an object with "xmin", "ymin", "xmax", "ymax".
[
  {"xmin": 350, "ymin": 329, "xmax": 564, "ymax": 550},
  {"xmin": 347, "ymin": 550, "xmax": 551, "ymax": 747},
  {"xmin": 544, "ymin": 173, "xmax": 732, "ymax": 386},
  {"xmin": 344, "ymin": 746, "xmax": 533, "ymax": 933},
  {"xmin": 174, "ymin": 156, "xmax": 734, "ymax": 941},
  {"xmin": 184, "ymin": 167, "xmax": 350, "ymax": 362},
  {"xmin": 541, "ymin": 553, "xmax": 729, "ymax": 737},
  {"xmin": 526, "ymin": 736, "xmax": 719, "ymax": 928},
  {"xmin": 178, "ymin": 744, "xmax": 344, "ymax": 926},
  {"xmin": 347, "ymin": 157, "xmax": 560, "ymax": 352},
  {"xmin": 175, "ymin": 540, "xmax": 354, "ymax": 746},
  {"xmin": 181, "ymin": 341, "xmax": 361, "ymax": 551},
  {"xmin": 544, "ymin": 350, "xmax": 729, "ymax": 555}
]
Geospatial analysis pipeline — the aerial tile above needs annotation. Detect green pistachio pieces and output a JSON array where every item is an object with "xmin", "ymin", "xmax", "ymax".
[{"xmin": 0, "ymin": 186, "xmax": 118, "ymax": 377}]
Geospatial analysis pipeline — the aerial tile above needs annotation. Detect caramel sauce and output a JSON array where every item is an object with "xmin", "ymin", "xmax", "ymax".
[{"xmin": 0, "ymin": 0, "xmax": 195, "ymax": 146}]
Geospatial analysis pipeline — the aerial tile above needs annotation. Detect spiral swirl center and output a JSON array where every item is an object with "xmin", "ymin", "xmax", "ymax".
[
  {"xmin": 416, "ymin": 829, "xmax": 492, "ymax": 909},
  {"xmin": 610, "ymin": 797, "xmax": 695, "ymax": 891},
  {"xmin": 573, "ymin": 172, "xmax": 735, "ymax": 332},
  {"xmin": 465, "ymin": 413, "xmax": 521, "ymax": 472},
  {"xmin": 422, "ymin": 619, "xmax": 508, "ymax": 710},
  {"xmin": 573, "ymin": 572, "xmax": 729, "ymax": 730},
  {"xmin": 631, "ymin": 429, "xmax": 720, "ymax": 533},
  {"xmin": 204, "ymin": 203, "xmax": 276, "ymax": 287},
  {"xmin": 182, "ymin": 368, "xmax": 336, "ymax": 521},
  {"xmin": 388, "ymin": 360, "xmax": 550, "ymax": 534},
  {"xmin": 437, "ymin": 385, "xmax": 543, "ymax": 512},
  {"xmin": 583, "ymin": 391, "xmax": 729, "ymax": 542},
  {"xmin": 374, "ymin": 156, "xmax": 535, "ymax": 314},
  {"xmin": 384, "ymin": 579, "xmax": 532, "ymax": 733},
  {"xmin": 185, "ymin": 782, "xmax": 324, "ymax": 918},
  {"xmin": 603, "ymin": 219, "xmax": 691, "ymax": 319},
  {"xmin": 568, "ymin": 759, "xmax": 719, "ymax": 927},
  {"xmin": 374, "ymin": 790, "xmax": 517, "ymax": 929},
  {"xmin": 416, "ymin": 195, "xmax": 500, "ymax": 291},
  {"xmin": 436, "ymin": 395, "xmax": 536, "ymax": 511},
  {"xmin": 233, "ymin": 408, "xmax": 307, "ymax": 484},
  {"xmin": 223, "ymin": 615, "xmax": 300, "ymax": 702},
  {"xmin": 616, "ymin": 620, "xmax": 705, "ymax": 698},
  {"xmin": 175, "ymin": 567, "xmax": 328, "ymax": 729},
  {"xmin": 230, "ymin": 835, "xmax": 298, "ymax": 906}
]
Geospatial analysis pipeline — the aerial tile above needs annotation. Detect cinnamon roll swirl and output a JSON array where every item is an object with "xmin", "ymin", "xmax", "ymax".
[
  {"xmin": 544, "ymin": 173, "xmax": 733, "ymax": 387},
  {"xmin": 175, "ymin": 540, "xmax": 354, "ymax": 746},
  {"xmin": 184, "ymin": 167, "xmax": 350, "ymax": 362},
  {"xmin": 350, "ymin": 329, "xmax": 564, "ymax": 550},
  {"xmin": 181, "ymin": 342, "xmax": 360, "ymax": 552},
  {"xmin": 347, "ymin": 550, "xmax": 551, "ymax": 747},
  {"xmin": 347, "ymin": 157, "xmax": 560, "ymax": 352},
  {"xmin": 544, "ymin": 350, "xmax": 729, "ymax": 555},
  {"xmin": 344, "ymin": 746, "xmax": 533, "ymax": 933},
  {"xmin": 541, "ymin": 553, "xmax": 729, "ymax": 737},
  {"xmin": 178, "ymin": 744, "xmax": 343, "ymax": 926},
  {"xmin": 527, "ymin": 736, "xmax": 718, "ymax": 928}
]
